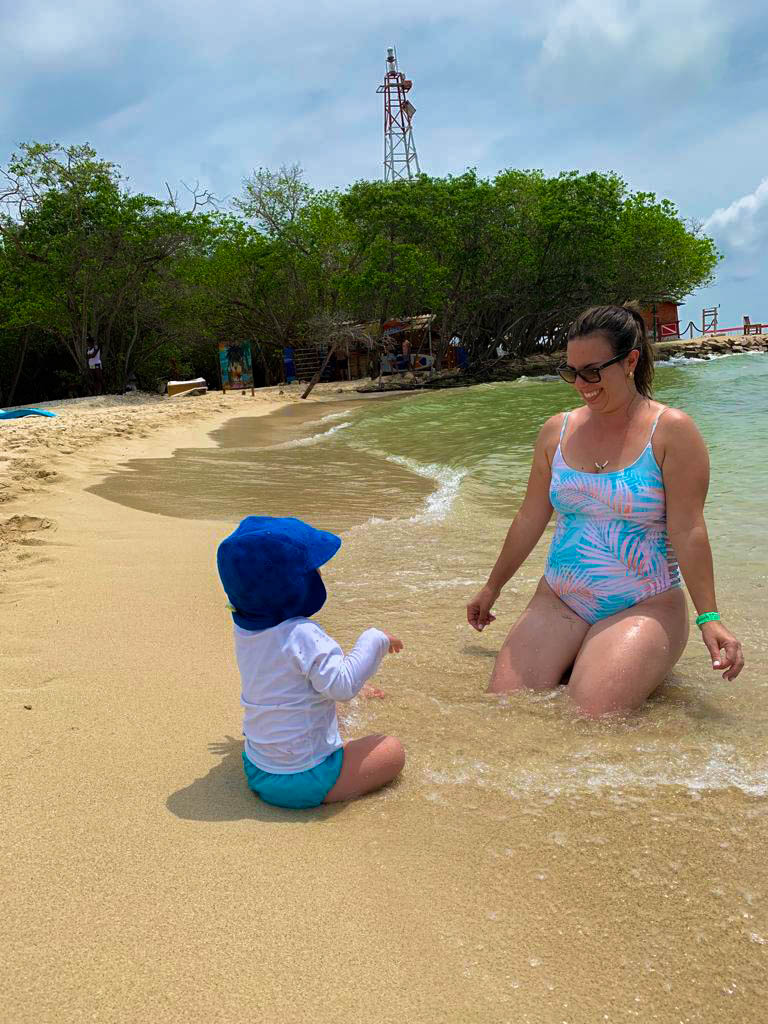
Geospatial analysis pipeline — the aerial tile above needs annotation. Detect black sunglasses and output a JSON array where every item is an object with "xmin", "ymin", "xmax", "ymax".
[{"xmin": 556, "ymin": 348, "xmax": 635, "ymax": 385}]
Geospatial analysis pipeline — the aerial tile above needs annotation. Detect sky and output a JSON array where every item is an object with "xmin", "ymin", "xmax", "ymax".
[{"xmin": 1, "ymin": 0, "xmax": 766, "ymax": 329}]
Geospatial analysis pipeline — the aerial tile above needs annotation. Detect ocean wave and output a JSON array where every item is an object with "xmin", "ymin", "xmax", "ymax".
[
  {"xmin": 384, "ymin": 454, "xmax": 468, "ymax": 523},
  {"xmin": 268, "ymin": 421, "xmax": 352, "ymax": 449},
  {"xmin": 423, "ymin": 742, "xmax": 768, "ymax": 798},
  {"xmin": 656, "ymin": 356, "xmax": 708, "ymax": 367},
  {"xmin": 314, "ymin": 411, "xmax": 353, "ymax": 425},
  {"xmin": 657, "ymin": 352, "xmax": 733, "ymax": 367}
]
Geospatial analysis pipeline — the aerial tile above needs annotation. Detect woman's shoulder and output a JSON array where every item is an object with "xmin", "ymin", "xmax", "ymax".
[
  {"xmin": 655, "ymin": 403, "xmax": 700, "ymax": 433},
  {"xmin": 536, "ymin": 412, "xmax": 569, "ymax": 458},
  {"xmin": 653, "ymin": 403, "xmax": 706, "ymax": 453},
  {"xmin": 540, "ymin": 411, "xmax": 569, "ymax": 438}
]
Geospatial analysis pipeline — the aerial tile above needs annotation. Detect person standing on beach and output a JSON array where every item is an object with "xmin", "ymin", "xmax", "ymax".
[
  {"xmin": 86, "ymin": 337, "xmax": 103, "ymax": 395},
  {"xmin": 467, "ymin": 304, "xmax": 745, "ymax": 717},
  {"xmin": 402, "ymin": 336, "xmax": 412, "ymax": 370},
  {"xmin": 217, "ymin": 516, "xmax": 405, "ymax": 808}
]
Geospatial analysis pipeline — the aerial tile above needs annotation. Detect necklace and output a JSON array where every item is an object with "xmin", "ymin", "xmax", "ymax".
[{"xmin": 592, "ymin": 393, "xmax": 640, "ymax": 473}]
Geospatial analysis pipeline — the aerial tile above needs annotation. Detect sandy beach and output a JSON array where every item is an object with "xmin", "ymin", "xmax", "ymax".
[{"xmin": 2, "ymin": 382, "xmax": 766, "ymax": 1024}]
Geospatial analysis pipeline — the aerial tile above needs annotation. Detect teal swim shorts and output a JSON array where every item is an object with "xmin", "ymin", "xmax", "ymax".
[{"xmin": 242, "ymin": 748, "xmax": 344, "ymax": 809}]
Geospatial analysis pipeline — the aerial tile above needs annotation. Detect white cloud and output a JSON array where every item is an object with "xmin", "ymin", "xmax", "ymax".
[
  {"xmin": 704, "ymin": 178, "xmax": 768, "ymax": 251},
  {"xmin": 524, "ymin": 0, "xmax": 729, "ymax": 99},
  {"xmin": 1, "ymin": 0, "xmax": 132, "ymax": 67}
]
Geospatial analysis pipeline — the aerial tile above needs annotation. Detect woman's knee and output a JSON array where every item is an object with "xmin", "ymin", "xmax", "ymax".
[
  {"xmin": 568, "ymin": 677, "xmax": 657, "ymax": 719},
  {"xmin": 489, "ymin": 642, "xmax": 568, "ymax": 693},
  {"xmin": 570, "ymin": 692, "xmax": 623, "ymax": 719},
  {"xmin": 489, "ymin": 664, "xmax": 561, "ymax": 694}
]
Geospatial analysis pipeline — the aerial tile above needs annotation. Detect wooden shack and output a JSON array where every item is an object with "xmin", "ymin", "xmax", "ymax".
[
  {"xmin": 378, "ymin": 314, "xmax": 436, "ymax": 372},
  {"xmin": 288, "ymin": 337, "xmax": 375, "ymax": 383},
  {"xmin": 639, "ymin": 300, "xmax": 681, "ymax": 339},
  {"xmin": 286, "ymin": 314, "xmax": 437, "ymax": 383}
]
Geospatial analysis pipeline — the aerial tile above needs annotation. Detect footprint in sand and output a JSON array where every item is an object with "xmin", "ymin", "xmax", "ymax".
[{"xmin": 0, "ymin": 515, "xmax": 56, "ymax": 536}]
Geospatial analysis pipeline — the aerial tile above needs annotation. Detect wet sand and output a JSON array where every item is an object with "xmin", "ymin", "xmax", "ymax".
[{"xmin": 1, "ymin": 391, "xmax": 766, "ymax": 1023}]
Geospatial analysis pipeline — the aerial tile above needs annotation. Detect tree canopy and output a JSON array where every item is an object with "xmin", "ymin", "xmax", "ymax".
[{"xmin": 0, "ymin": 143, "xmax": 718, "ymax": 403}]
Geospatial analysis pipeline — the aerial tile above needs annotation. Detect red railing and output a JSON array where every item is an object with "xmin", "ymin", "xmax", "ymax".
[
  {"xmin": 703, "ymin": 324, "xmax": 763, "ymax": 335},
  {"xmin": 656, "ymin": 319, "xmax": 763, "ymax": 340}
]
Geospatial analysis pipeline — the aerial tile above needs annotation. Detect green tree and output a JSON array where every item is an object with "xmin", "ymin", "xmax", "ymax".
[{"xmin": 0, "ymin": 143, "xmax": 220, "ymax": 393}]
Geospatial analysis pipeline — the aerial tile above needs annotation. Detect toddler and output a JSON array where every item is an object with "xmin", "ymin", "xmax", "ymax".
[{"xmin": 217, "ymin": 516, "xmax": 405, "ymax": 809}]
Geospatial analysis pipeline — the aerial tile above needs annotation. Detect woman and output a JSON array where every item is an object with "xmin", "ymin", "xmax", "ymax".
[{"xmin": 466, "ymin": 305, "xmax": 744, "ymax": 717}]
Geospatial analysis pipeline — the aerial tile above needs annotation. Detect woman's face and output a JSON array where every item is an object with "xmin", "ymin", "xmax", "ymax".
[{"xmin": 565, "ymin": 332, "xmax": 639, "ymax": 412}]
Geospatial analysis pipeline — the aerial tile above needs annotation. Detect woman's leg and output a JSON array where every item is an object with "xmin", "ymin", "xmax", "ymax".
[
  {"xmin": 567, "ymin": 587, "xmax": 690, "ymax": 718},
  {"xmin": 323, "ymin": 735, "xmax": 405, "ymax": 803},
  {"xmin": 488, "ymin": 578, "xmax": 590, "ymax": 694}
]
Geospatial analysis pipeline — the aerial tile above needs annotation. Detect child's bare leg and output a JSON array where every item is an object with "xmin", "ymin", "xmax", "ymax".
[
  {"xmin": 323, "ymin": 735, "xmax": 405, "ymax": 803},
  {"xmin": 360, "ymin": 683, "xmax": 385, "ymax": 698}
]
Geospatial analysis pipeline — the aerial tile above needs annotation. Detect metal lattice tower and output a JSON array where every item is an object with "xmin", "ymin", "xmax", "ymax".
[{"xmin": 377, "ymin": 47, "xmax": 421, "ymax": 183}]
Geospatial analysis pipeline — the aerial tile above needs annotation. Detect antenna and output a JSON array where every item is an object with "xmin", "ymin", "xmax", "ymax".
[{"xmin": 376, "ymin": 47, "xmax": 421, "ymax": 182}]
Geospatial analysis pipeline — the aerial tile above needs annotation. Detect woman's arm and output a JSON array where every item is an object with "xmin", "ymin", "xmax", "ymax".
[
  {"xmin": 467, "ymin": 416, "xmax": 559, "ymax": 631},
  {"xmin": 659, "ymin": 410, "xmax": 744, "ymax": 680}
]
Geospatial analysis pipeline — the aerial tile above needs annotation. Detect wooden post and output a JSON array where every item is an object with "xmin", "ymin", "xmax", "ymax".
[{"xmin": 301, "ymin": 342, "xmax": 337, "ymax": 400}]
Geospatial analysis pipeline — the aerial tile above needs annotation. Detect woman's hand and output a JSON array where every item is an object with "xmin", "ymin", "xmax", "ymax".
[
  {"xmin": 466, "ymin": 585, "xmax": 500, "ymax": 632},
  {"xmin": 700, "ymin": 620, "xmax": 745, "ymax": 681}
]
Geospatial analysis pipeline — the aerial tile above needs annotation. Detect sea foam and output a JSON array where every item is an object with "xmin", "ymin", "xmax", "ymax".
[{"xmin": 384, "ymin": 454, "xmax": 468, "ymax": 524}]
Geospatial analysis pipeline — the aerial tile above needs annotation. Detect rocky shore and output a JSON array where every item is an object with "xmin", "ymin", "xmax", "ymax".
[{"xmin": 358, "ymin": 333, "xmax": 768, "ymax": 393}]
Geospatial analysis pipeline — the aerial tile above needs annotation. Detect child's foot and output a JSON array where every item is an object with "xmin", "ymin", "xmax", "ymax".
[{"xmin": 361, "ymin": 683, "xmax": 385, "ymax": 699}]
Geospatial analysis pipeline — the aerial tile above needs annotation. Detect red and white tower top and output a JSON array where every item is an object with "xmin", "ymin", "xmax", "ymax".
[{"xmin": 377, "ymin": 47, "xmax": 421, "ymax": 183}]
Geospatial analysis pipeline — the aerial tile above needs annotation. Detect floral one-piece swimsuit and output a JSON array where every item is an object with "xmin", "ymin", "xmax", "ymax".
[{"xmin": 544, "ymin": 409, "xmax": 681, "ymax": 625}]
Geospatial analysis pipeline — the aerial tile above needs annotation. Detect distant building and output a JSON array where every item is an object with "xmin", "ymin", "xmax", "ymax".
[
  {"xmin": 287, "ymin": 314, "xmax": 437, "ymax": 383},
  {"xmin": 639, "ymin": 300, "xmax": 681, "ymax": 340}
]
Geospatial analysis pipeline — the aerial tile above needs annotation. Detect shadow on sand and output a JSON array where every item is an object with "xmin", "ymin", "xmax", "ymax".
[{"xmin": 166, "ymin": 735, "xmax": 344, "ymax": 824}]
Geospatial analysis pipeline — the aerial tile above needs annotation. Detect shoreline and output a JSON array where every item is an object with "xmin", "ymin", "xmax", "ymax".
[
  {"xmin": 358, "ymin": 332, "xmax": 768, "ymax": 392},
  {"xmin": 0, "ymin": 380, "xmax": 376, "ymax": 570}
]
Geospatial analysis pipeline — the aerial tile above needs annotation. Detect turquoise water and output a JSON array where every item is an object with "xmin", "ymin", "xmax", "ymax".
[{"xmin": 338, "ymin": 354, "xmax": 766, "ymax": 564}]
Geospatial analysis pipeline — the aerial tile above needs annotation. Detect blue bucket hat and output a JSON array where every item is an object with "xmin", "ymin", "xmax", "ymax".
[{"xmin": 216, "ymin": 516, "xmax": 341, "ymax": 630}]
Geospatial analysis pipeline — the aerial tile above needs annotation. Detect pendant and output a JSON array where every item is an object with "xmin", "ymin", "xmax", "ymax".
[{"xmin": 594, "ymin": 460, "xmax": 609, "ymax": 472}]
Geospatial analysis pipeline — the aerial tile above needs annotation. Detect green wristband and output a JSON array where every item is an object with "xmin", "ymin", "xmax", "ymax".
[{"xmin": 695, "ymin": 612, "xmax": 721, "ymax": 628}]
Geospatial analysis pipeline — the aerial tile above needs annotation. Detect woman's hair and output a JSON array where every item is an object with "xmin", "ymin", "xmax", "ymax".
[{"xmin": 567, "ymin": 304, "xmax": 655, "ymax": 398}]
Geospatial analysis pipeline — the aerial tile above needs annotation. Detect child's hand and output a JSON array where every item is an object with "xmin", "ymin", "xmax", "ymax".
[{"xmin": 383, "ymin": 632, "xmax": 403, "ymax": 654}]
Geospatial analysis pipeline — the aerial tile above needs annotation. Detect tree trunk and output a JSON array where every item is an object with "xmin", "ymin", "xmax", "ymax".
[
  {"xmin": 6, "ymin": 329, "xmax": 31, "ymax": 407},
  {"xmin": 255, "ymin": 341, "xmax": 272, "ymax": 386},
  {"xmin": 301, "ymin": 342, "xmax": 336, "ymax": 399},
  {"xmin": 120, "ymin": 310, "xmax": 141, "ymax": 393}
]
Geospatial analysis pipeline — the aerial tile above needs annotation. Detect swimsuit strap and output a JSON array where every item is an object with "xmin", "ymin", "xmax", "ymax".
[
  {"xmin": 649, "ymin": 406, "xmax": 668, "ymax": 440},
  {"xmin": 558, "ymin": 412, "xmax": 570, "ymax": 443}
]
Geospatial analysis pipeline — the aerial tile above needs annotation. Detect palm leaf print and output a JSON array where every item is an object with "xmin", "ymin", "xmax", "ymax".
[
  {"xmin": 577, "ymin": 520, "xmax": 668, "ymax": 581},
  {"xmin": 553, "ymin": 470, "xmax": 616, "ymax": 515},
  {"xmin": 545, "ymin": 565, "xmax": 603, "ymax": 622}
]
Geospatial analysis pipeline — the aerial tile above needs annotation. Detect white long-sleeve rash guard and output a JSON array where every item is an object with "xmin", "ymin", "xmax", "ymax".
[{"xmin": 235, "ymin": 617, "xmax": 390, "ymax": 774}]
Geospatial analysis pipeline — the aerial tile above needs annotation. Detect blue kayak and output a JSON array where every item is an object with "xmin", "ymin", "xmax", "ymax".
[{"xmin": 0, "ymin": 408, "xmax": 56, "ymax": 420}]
